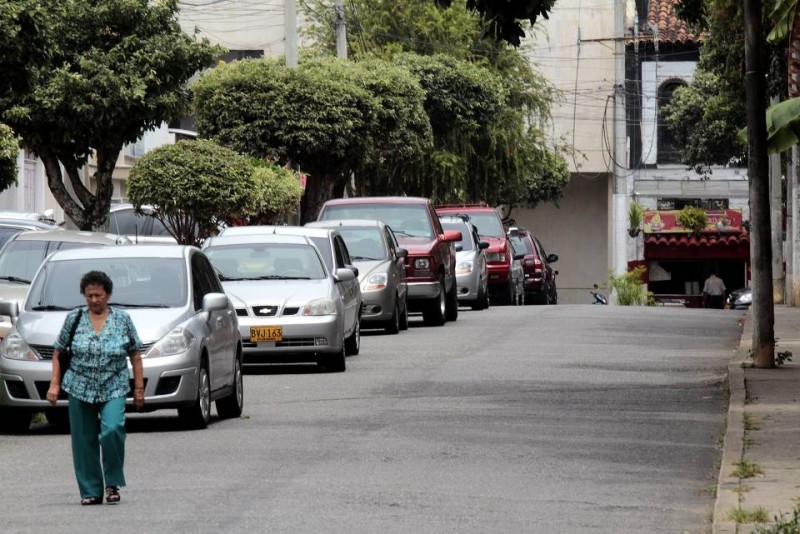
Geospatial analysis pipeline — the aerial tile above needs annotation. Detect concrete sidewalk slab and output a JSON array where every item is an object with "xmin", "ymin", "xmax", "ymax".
[{"xmin": 713, "ymin": 306, "xmax": 800, "ymax": 533}]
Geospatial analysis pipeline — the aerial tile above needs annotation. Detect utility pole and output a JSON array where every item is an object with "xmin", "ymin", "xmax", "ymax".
[
  {"xmin": 285, "ymin": 0, "xmax": 298, "ymax": 68},
  {"xmin": 612, "ymin": 0, "xmax": 628, "ymax": 286},
  {"xmin": 335, "ymin": 0, "xmax": 347, "ymax": 59},
  {"xmin": 791, "ymin": 148, "xmax": 799, "ymax": 305},
  {"xmin": 744, "ymin": 0, "xmax": 775, "ymax": 367},
  {"xmin": 770, "ymin": 107, "xmax": 784, "ymax": 303}
]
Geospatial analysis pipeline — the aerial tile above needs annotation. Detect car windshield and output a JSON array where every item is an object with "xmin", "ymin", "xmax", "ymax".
[
  {"xmin": 26, "ymin": 258, "xmax": 188, "ymax": 310},
  {"xmin": 335, "ymin": 227, "xmax": 387, "ymax": 260},
  {"xmin": 320, "ymin": 204, "xmax": 433, "ymax": 239},
  {"xmin": 510, "ymin": 235, "xmax": 533, "ymax": 255},
  {"xmin": 440, "ymin": 222, "xmax": 473, "ymax": 251},
  {"xmin": 465, "ymin": 212, "xmax": 505, "ymax": 238},
  {"xmin": 0, "ymin": 227, "xmax": 23, "ymax": 250},
  {"xmin": 0, "ymin": 240, "xmax": 105, "ymax": 284},
  {"xmin": 205, "ymin": 243, "xmax": 327, "ymax": 281}
]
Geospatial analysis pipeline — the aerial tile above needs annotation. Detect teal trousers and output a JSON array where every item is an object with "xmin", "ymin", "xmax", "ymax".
[{"xmin": 68, "ymin": 396, "xmax": 127, "ymax": 499}]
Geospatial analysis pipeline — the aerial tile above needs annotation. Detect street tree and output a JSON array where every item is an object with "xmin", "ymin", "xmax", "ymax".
[
  {"xmin": 193, "ymin": 56, "xmax": 431, "ymax": 221},
  {"xmin": 0, "ymin": 124, "xmax": 18, "ymax": 193},
  {"xmin": 247, "ymin": 160, "xmax": 304, "ymax": 225},
  {"xmin": 127, "ymin": 140, "xmax": 255, "ymax": 246},
  {"xmin": 433, "ymin": 0, "xmax": 557, "ymax": 46},
  {"xmin": 304, "ymin": 0, "xmax": 569, "ymax": 210},
  {"xmin": 0, "ymin": 0, "xmax": 219, "ymax": 230}
]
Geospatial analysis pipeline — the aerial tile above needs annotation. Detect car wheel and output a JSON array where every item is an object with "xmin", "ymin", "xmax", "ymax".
[
  {"xmin": 422, "ymin": 275, "xmax": 447, "ymax": 326},
  {"xmin": 471, "ymin": 283, "xmax": 485, "ymax": 311},
  {"xmin": 322, "ymin": 345, "xmax": 346, "ymax": 373},
  {"xmin": 344, "ymin": 316, "xmax": 361, "ymax": 355},
  {"xmin": 502, "ymin": 280, "xmax": 515, "ymax": 305},
  {"xmin": 179, "ymin": 364, "xmax": 211, "ymax": 430},
  {"xmin": 0, "ymin": 408, "xmax": 32, "ymax": 434},
  {"xmin": 399, "ymin": 298, "xmax": 409, "ymax": 331},
  {"xmin": 385, "ymin": 299, "xmax": 401, "ymax": 335},
  {"xmin": 445, "ymin": 279, "xmax": 458, "ymax": 321},
  {"xmin": 45, "ymin": 408, "xmax": 70, "ymax": 429},
  {"xmin": 216, "ymin": 356, "xmax": 244, "ymax": 419}
]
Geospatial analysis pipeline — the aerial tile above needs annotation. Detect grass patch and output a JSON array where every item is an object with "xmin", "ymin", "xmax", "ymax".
[
  {"xmin": 729, "ymin": 506, "xmax": 770, "ymax": 523},
  {"xmin": 732, "ymin": 459, "xmax": 764, "ymax": 479},
  {"xmin": 744, "ymin": 413, "xmax": 762, "ymax": 432},
  {"xmin": 743, "ymin": 436, "xmax": 755, "ymax": 449},
  {"xmin": 755, "ymin": 505, "xmax": 800, "ymax": 533}
]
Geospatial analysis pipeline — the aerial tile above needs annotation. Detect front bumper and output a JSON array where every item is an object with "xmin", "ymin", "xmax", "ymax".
[
  {"xmin": 406, "ymin": 279, "xmax": 441, "ymax": 300},
  {"xmin": 0, "ymin": 350, "xmax": 200, "ymax": 410},
  {"xmin": 360, "ymin": 289, "xmax": 395, "ymax": 324},
  {"xmin": 237, "ymin": 314, "xmax": 344, "ymax": 362},
  {"xmin": 456, "ymin": 271, "xmax": 481, "ymax": 302}
]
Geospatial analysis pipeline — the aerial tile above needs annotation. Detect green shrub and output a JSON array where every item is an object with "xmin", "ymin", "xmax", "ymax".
[
  {"xmin": 677, "ymin": 206, "xmax": 708, "ymax": 234},
  {"xmin": 608, "ymin": 266, "xmax": 650, "ymax": 306}
]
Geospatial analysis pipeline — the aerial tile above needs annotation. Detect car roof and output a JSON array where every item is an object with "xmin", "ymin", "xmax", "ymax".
[
  {"xmin": 0, "ymin": 211, "xmax": 57, "ymax": 222},
  {"xmin": 0, "ymin": 219, "xmax": 59, "ymax": 231},
  {"xmin": 436, "ymin": 205, "xmax": 496, "ymax": 213},
  {"xmin": 205, "ymin": 233, "xmax": 313, "ymax": 247},
  {"xmin": 48, "ymin": 244, "xmax": 192, "ymax": 261},
  {"xmin": 11, "ymin": 229, "xmax": 128, "ymax": 244},
  {"xmin": 322, "ymin": 196, "xmax": 429, "ymax": 206},
  {"xmin": 220, "ymin": 225, "xmax": 337, "ymax": 238},
  {"xmin": 306, "ymin": 219, "xmax": 386, "ymax": 230}
]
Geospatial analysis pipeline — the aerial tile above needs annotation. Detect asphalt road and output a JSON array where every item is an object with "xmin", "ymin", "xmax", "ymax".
[{"xmin": 0, "ymin": 304, "xmax": 742, "ymax": 533}]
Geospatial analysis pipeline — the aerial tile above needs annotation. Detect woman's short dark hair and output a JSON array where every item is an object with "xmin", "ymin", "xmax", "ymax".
[{"xmin": 80, "ymin": 270, "xmax": 113, "ymax": 295}]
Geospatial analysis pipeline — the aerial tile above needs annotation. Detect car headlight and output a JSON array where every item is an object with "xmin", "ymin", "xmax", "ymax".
[
  {"xmin": 414, "ymin": 258, "xmax": 430, "ymax": 270},
  {"xmin": 301, "ymin": 298, "xmax": 337, "ymax": 316},
  {"xmin": 362, "ymin": 273, "xmax": 388, "ymax": 292},
  {"xmin": 145, "ymin": 328, "xmax": 195, "ymax": 357},
  {"xmin": 456, "ymin": 261, "xmax": 474, "ymax": 275},
  {"xmin": 486, "ymin": 253, "xmax": 507, "ymax": 263},
  {"xmin": 1, "ymin": 332, "xmax": 37, "ymax": 361},
  {"xmin": 737, "ymin": 293, "xmax": 752, "ymax": 305}
]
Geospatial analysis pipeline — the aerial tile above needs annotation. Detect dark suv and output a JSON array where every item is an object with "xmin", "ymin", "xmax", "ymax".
[
  {"xmin": 317, "ymin": 197, "xmax": 461, "ymax": 326},
  {"xmin": 508, "ymin": 227, "xmax": 558, "ymax": 305},
  {"xmin": 436, "ymin": 204, "xmax": 515, "ymax": 304}
]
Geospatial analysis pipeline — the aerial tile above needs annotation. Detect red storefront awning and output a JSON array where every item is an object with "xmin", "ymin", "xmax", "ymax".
[{"xmin": 644, "ymin": 232, "xmax": 750, "ymax": 260}]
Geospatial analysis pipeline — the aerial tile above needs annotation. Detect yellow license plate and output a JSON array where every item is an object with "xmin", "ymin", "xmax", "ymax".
[{"xmin": 250, "ymin": 326, "xmax": 283, "ymax": 342}]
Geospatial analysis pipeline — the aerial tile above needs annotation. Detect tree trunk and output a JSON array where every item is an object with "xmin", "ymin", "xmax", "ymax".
[
  {"xmin": 744, "ymin": 0, "xmax": 775, "ymax": 368},
  {"xmin": 299, "ymin": 170, "xmax": 347, "ymax": 224}
]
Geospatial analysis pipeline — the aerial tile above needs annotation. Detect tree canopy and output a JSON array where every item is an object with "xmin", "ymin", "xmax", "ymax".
[
  {"xmin": 0, "ymin": 124, "xmax": 18, "ymax": 193},
  {"xmin": 0, "ymin": 0, "xmax": 220, "ymax": 230},
  {"xmin": 434, "ymin": 0, "xmax": 557, "ymax": 46},
  {"xmin": 127, "ymin": 140, "xmax": 255, "ymax": 246}
]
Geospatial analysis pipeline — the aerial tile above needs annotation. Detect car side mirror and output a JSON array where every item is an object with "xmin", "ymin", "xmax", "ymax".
[
  {"xmin": 0, "ymin": 299, "xmax": 19, "ymax": 324},
  {"xmin": 455, "ymin": 243, "xmax": 463, "ymax": 252},
  {"xmin": 202, "ymin": 292, "xmax": 229, "ymax": 313},
  {"xmin": 395, "ymin": 248, "xmax": 408, "ymax": 259},
  {"xmin": 334, "ymin": 268, "xmax": 356, "ymax": 282},
  {"xmin": 547, "ymin": 253, "xmax": 559, "ymax": 263},
  {"xmin": 478, "ymin": 241, "xmax": 490, "ymax": 250},
  {"xmin": 507, "ymin": 227, "xmax": 519, "ymax": 237},
  {"xmin": 442, "ymin": 230, "xmax": 462, "ymax": 242},
  {"xmin": 346, "ymin": 265, "xmax": 359, "ymax": 278},
  {"xmin": 554, "ymin": 270, "xmax": 559, "ymax": 276}
]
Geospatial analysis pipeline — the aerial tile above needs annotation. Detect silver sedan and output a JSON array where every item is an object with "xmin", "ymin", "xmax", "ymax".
[
  {"xmin": 203, "ymin": 233, "xmax": 356, "ymax": 372},
  {"xmin": 307, "ymin": 220, "xmax": 409, "ymax": 334},
  {"xmin": 439, "ymin": 217, "xmax": 489, "ymax": 310}
]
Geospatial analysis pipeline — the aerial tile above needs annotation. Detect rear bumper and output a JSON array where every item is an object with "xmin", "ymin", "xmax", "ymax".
[{"xmin": 487, "ymin": 264, "xmax": 510, "ymax": 285}]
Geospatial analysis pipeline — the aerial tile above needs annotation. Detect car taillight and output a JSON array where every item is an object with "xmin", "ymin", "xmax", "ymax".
[{"xmin": 534, "ymin": 258, "xmax": 543, "ymax": 276}]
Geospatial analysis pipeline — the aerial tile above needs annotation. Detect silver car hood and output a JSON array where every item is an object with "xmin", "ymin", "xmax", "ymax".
[
  {"xmin": 353, "ymin": 260, "xmax": 391, "ymax": 282},
  {"xmin": 16, "ymin": 308, "xmax": 189, "ymax": 347},
  {"xmin": 223, "ymin": 279, "xmax": 332, "ymax": 306}
]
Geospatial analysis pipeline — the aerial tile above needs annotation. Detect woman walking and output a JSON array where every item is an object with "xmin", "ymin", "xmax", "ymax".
[{"xmin": 46, "ymin": 270, "xmax": 144, "ymax": 505}]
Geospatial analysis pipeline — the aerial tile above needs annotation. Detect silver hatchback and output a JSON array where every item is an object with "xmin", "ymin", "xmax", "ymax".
[
  {"xmin": 203, "ymin": 233, "xmax": 357, "ymax": 372},
  {"xmin": 0, "ymin": 245, "xmax": 243, "ymax": 432}
]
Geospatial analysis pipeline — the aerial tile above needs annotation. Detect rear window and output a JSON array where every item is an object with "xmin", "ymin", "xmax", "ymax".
[
  {"xmin": 0, "ymin": 227, "xmax": 23, "ymax": 250},
  {"xmin": 465, "ymin": 211, "xmax": 505, "ymax": 238},
  {"xmin": 510, "ymin": 235, "xmax": 533, "ymax": 255},
  {"xmin": 336, "ymin": 227, "xmax": 387, "ymax": 261},
  {"xmin": 320, "ymin": 204, "xmax": 433, "ymax": 239}
]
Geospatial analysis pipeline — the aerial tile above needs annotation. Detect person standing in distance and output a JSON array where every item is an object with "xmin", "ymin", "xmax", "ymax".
[
  {"xmin": 702, "ymin": 269, "xmax": 727, "ymax": 309},
  {"xmin": 46, "ymin": 270, "xmax": 145, "ymax": 505}
]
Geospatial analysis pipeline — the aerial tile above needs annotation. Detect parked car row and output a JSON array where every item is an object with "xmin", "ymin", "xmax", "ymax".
[{"xmin": 0, "ymin": 199, "xmax": 558, "ymax": 433}]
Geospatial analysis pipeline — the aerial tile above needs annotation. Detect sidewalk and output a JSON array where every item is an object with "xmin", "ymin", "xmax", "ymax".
[{"xmin": 714, "ymin": 305, "xmax": 800, "ymax": 533}]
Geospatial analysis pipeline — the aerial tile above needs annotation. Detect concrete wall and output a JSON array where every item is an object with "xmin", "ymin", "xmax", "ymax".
[{"xmin": 513, "ymin": 173, "xmax": 612, "ymax": 304}]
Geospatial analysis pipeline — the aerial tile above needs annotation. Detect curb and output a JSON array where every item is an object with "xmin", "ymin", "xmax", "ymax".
[{"xmin": 713, "ymin": 314, "xmax": 749, "ymax": 534}]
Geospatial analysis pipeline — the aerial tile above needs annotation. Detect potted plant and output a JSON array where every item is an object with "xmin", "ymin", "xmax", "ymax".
[
  {"xmin": 677, "ymin": 205, "xmax": 708, "ymax": 234},
  {"xmin": 628, "ymin": 199, "xmax": 644, "ymax": 237}
]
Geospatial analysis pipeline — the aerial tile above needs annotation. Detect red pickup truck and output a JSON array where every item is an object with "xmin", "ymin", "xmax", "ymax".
[
  {"xmin": 435, "ymin": 204, "xmax": 515, "ymax": 304},
  {"xmin": 317, "ymin": 197, "xmax": 462, "ymax": 326}
]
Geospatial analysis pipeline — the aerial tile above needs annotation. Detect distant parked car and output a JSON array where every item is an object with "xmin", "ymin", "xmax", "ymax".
[
  {"xmin": 508, "ymin": 227, "xmax": 559, "ymax": 305},
  {"xmin": 438, "ymin": 215, "xmax": 489, "ymax": 310},
  {"xmin": 317, "ymin": 197, "xmax": 462, "ymax": 327},
  {"xmin": 307, "ymin": 219, "xmax": 409, "ymax": 334},
  {"xmin": 0, "ymin": 211, "xmax": 58, "ymax": 225},
  {"xmin": 218, "ymin": 225, "xmax": 363, "ymax": 350},
  {"xmin": 0, "ymin": 245, "xmax": 243, "ymax": 432},
  {"xmin": 109, "ymin": 203, "xmax": 177, "ymax": 244},
  {"xmin": 727, "ymin": 287, "xmax": 752, "ymax": 310},
  {"xmin": 203, "ymin": 233, "xmax": 358, "ymax": 371},
  {"xmin": 0, "ymin": 229, "xmax": 131, "ymax": 339},
  {"xmin": 0, "ymin": 219, "xmax": 61, "ymax": 250}
]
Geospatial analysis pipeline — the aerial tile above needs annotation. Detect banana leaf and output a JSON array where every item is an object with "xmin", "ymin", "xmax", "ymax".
[
  {"xmin": 737, "ymin": 96, "xmax": 800, "ymax": 153},
  {"xmin": 767, "ymin": 0, "xmax": 797, "ymax": 43}
]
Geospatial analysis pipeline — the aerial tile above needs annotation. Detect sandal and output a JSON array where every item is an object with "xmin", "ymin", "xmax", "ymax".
[
  {"xmin": 81, "ymin": 496, "xmax": 102, "ymax": 505},
  {"xmin": 105, "ymin": 486, "xmax": 120, "ymax": 504}
]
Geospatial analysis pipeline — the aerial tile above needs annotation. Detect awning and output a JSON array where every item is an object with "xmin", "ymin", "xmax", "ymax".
[{"xmin": 644, "ymin": 232, "xmax": 750, "ymax": 260}]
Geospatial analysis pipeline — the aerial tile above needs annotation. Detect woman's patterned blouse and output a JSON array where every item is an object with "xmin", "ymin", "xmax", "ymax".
[{"xmin": 54, "ymin": 306, "xmax": 142, "ymax": 404}]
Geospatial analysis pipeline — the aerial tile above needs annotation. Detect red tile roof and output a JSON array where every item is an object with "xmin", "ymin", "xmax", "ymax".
[
  {"xmin": 647, "ymin": 0, "xmax": 702, "ymax": 44},
  {"xmin": 644, "ymin": 232, "xmax": 749, "ymax": 248}
]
